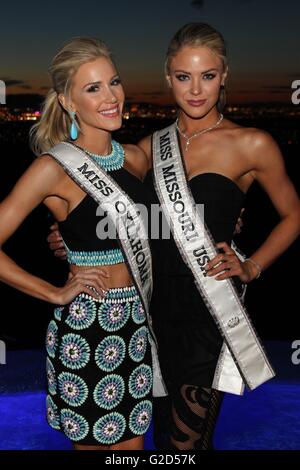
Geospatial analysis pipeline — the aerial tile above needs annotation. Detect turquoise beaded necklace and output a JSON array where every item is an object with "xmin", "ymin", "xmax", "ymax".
[{"xmin": 84, "ymin": 140, "xmax": 124, "ymax": 172}]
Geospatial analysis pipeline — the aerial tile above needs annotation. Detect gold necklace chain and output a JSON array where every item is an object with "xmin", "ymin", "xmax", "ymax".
[{"xmin": 176, "ymin": 113, "xmax": 224, "ymax": 151}]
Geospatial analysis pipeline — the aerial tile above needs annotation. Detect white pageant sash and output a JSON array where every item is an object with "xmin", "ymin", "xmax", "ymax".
[
  {"xmin": 152, "ymin": 124, "xmax": 275, "ymax": 395},
  {"xmin": 44, "ymin": 142, "xmax": 167, "ymax": 397}
]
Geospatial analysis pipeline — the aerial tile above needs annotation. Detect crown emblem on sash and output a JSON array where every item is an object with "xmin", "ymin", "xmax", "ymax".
[{"xmin": 227, "ymin": 317, "xmax": 240, "ymax": 328}]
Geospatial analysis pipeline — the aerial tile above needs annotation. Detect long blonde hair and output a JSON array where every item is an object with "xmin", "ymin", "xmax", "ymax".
[
  {"xmin": 166, "ymin": 23, "xmax": 228, "ymax": 110},
  {"xmin": 30, "ymin": 37, "xmax": 113, "ymax": 155}
]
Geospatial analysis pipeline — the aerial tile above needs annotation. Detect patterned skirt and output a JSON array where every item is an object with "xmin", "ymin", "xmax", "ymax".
[{"xmin": 45, "ymin": 285, "xmax": 153, "ymax": 445}]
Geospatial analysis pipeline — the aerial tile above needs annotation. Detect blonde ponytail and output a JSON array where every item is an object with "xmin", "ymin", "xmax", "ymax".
[
  {"xmin": 30, "ymin": 88, "xmax": 71, "ymax": 155},
  {"xmin": 30, "ymin": 37, "xmax": 112, "ymax": 156}
]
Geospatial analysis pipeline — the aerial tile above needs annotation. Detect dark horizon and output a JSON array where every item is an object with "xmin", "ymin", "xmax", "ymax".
[{"xmin": 2, "ymin": 93, "xmax": 299, "ymax": 109}]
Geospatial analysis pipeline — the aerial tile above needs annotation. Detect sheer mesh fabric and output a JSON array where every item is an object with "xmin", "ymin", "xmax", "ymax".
[
  {"xmin": 201, "ymin": 388, "xmax": 224, "ymax": 450},
  {"xmin": 153, "ymin": 387, "xmax": 223, "ymax": 450}
]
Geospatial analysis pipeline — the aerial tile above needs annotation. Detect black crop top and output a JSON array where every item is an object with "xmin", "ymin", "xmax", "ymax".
[{"xmin": 58, "ymin": 167, "xmax": 154, "ymax": 266}]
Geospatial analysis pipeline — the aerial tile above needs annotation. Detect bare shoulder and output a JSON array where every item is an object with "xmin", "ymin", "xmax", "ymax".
[
  {"xmin": 224, "ymin": 119, "xmax": 275, "ymax": 148},
  {"xmin": 123, "ymin": 143, "xmax": 149, "ymax": 179},
  {"xmin": 238, "ymin": 126, "xmax": 276, "ymax": 148},
  {"xmin": 33, "ymin": 153, "xmax": 66, "ymax": 177},
  {"xmin": 9, "ymin": 154, "xmax": 66, "ymax": 200},
  {"xmin": 236, "ymin": 127, "xmax": 284, "ymax": 169},
  {"xmin": 0, "ymin": 153, "xmax": 67, "ymax": 224}
]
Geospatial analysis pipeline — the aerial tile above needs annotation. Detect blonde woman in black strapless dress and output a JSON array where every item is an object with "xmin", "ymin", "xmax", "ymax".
[{"xmin": 138, "ymin": 23, "xmax": 300, "ymax": 450}]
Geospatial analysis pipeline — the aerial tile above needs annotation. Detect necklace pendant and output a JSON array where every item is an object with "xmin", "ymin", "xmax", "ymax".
[{"xmin": 176, "ymin": 113, "xmax": 224, "ymax": 153}]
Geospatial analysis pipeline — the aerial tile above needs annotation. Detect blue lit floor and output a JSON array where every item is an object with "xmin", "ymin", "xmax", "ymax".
[
  {"xmin": 214, "ymin": 383, "xmax": 300, "ymax": 449},
  {"xmin": 1, "ymin": 343, "xmax": 300, "ymax": 450}
]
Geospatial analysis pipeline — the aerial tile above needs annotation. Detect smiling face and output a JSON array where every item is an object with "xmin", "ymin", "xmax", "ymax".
[
  {"xmin": 60, "ymin": 56, "xmax": 125, "ymax": 135},
  {"xmin": 167, "ymin": 45, "xmax": 227, "ymax": 119}
]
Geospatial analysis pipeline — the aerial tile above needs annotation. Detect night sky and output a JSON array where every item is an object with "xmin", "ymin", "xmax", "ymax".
[{"xmin": 1, "ymin": 0, "xmax": 300, "ymax": 104}]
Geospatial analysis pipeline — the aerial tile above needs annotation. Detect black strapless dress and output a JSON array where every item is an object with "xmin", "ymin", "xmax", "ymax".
[{"xmin": 144, "ymin": 171, "xmax": 245, "ymax": 390}]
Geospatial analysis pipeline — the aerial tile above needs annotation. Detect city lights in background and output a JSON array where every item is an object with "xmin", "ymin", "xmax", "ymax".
[
  {"xmin": 0, "ymin": 108, "xmax": 41, "ymax": 121},
  {"xmin": 1, "ymin": 103, "xmax": 300, "ymax": 122}
]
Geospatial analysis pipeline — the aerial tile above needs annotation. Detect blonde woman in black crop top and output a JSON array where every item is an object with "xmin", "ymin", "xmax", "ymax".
[{"xmin": 0, "ymin": 38, "xmax": 156, "ymax": 450}]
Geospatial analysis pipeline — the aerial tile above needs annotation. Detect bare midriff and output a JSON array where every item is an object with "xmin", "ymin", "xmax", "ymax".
[{"xmin": 69, "ymin": 262, "xmax": 133, "ymax": 289}]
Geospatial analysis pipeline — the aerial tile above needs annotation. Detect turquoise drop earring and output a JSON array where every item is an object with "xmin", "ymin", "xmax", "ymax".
[{"xmin": 70, "ymin": 111, "xmax": 78, "ymax": 140}]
